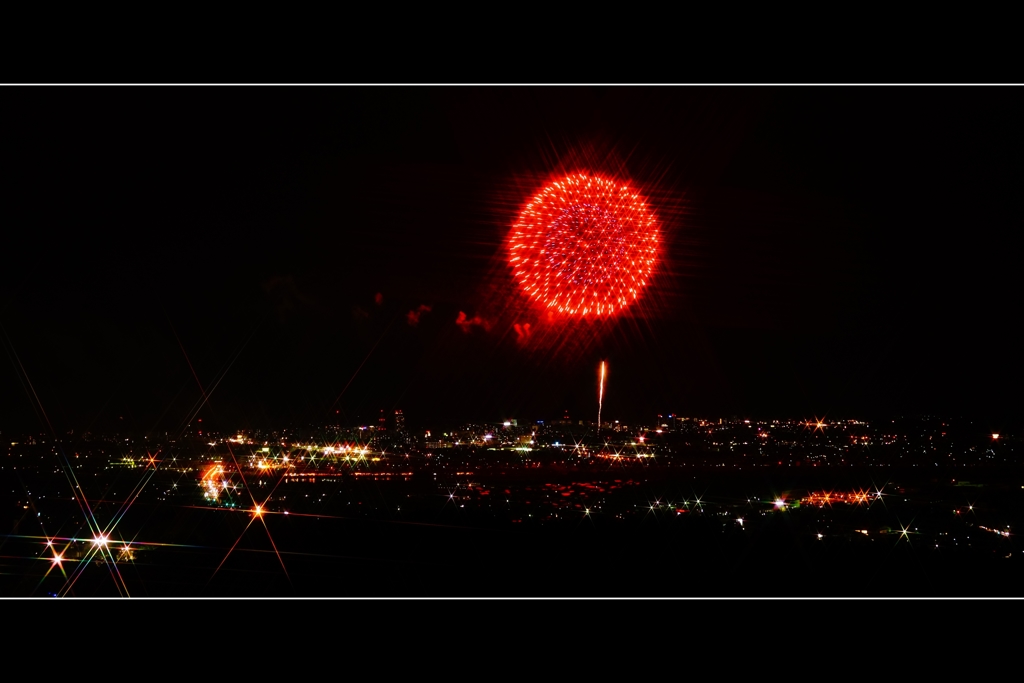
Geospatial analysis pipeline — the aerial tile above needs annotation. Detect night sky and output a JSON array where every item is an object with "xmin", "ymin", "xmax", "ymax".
[{"xmin": 2, "ymin": 86, "xmax": 1021, "ymax": 435}]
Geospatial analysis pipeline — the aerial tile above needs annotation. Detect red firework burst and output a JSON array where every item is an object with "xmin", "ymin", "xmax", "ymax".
[{"xmin": 508, "ymin": 173, "xmax": 659, "ymax": 317}]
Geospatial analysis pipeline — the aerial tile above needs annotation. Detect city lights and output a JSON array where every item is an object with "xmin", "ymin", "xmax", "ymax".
[
  {"xmin": 7, "ymin": 411, "xmax": 1020, "ymax": 597},
  {"xmin": 3, "ymin": 87, "xmax": 1020, "ymax": 600}
]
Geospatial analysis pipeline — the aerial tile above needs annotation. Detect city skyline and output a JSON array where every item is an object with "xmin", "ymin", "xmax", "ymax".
[{"xmin": 4, "ymin": 406, "xmax": 1019, "ymax": 597}]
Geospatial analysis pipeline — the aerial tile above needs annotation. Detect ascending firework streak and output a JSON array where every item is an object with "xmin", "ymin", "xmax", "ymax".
[{"xmin": 597, "ymin": 361, "xmax": 606, "ymax": 429}]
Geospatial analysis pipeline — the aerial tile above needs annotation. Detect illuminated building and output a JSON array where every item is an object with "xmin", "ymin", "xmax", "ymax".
[{"xmin": 393, "ymin": 409, "xmax": 410, "ymax": 446}]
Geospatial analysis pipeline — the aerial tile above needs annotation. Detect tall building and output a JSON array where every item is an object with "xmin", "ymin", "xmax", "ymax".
[{"xmin": 391, "ymin": 409, "xmax": 411, "ymax": 446}]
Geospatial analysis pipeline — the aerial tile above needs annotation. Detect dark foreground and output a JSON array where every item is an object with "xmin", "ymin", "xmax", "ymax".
[{"xmin": 3, "ymin": 465, "xmax": 1022, "ymax": 597}]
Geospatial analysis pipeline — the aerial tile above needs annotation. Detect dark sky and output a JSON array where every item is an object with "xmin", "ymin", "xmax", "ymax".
[{"xmin": 1, "ymin": 86, "xmax": 1021, "ymax": 435}]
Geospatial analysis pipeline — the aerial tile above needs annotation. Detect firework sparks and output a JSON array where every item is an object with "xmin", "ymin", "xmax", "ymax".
[
  {"xmin": 508, "ymin": 173, "xmax": 659, "ymax": 318},
  {"xmin": 598, "ymin": 360, "xmax": 606, "ymax": 428}
]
